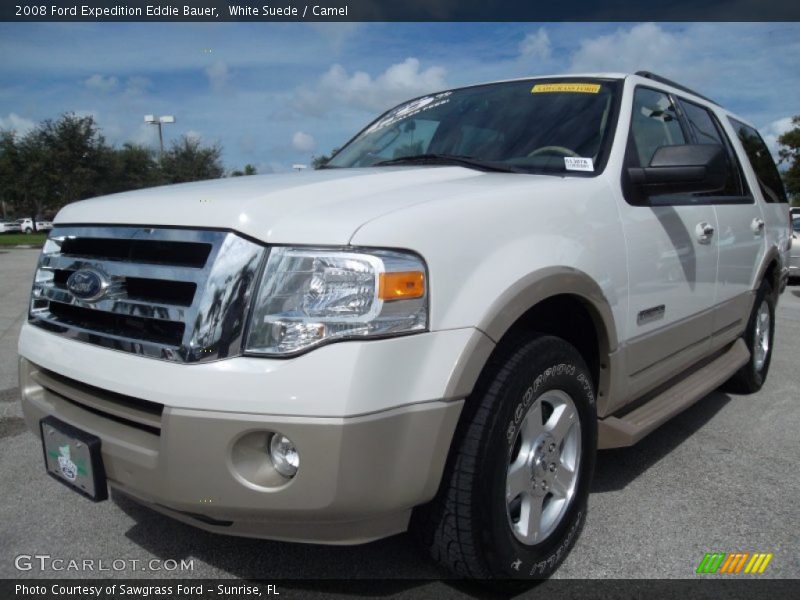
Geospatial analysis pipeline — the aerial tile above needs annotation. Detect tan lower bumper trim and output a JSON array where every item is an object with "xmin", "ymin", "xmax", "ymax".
[{"xmin": 111, "ymin": 485, "xmax": 412, "ymax": 545}]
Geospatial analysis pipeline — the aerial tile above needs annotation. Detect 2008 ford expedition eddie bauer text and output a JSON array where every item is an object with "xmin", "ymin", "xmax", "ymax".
[{"xmin": 19, "ymin": 71, "xmax": 792, "ymax": 580}]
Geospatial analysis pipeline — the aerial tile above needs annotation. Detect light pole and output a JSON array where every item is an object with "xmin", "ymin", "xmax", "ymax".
[{"xmin": 144, "ymin": 114, "xmax": 175, "ymax": 157}]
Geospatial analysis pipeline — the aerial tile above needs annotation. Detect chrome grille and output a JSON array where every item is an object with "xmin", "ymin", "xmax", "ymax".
[{"xmin": 29, "ymin": 226, "xmax": 267, "ymax": 363}]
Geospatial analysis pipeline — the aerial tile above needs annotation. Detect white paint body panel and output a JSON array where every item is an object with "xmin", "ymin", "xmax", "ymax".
[
  {"xmin": 350, "ymin": 174, "xmax": 628, "ymax": 340},
  {"xmin": 610, "ymin": 79, "xmax": 720, "ymax": 356},
  {"xmin": 720, "ymin": 113, "xmax": 791, "ymax": 284},
  {"xmin": 56, "ymin": 168, "xmax": 482, "ymax": 246}
]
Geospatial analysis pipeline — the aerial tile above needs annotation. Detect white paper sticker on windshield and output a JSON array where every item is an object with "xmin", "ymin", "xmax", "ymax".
[{"xmin": 564, "ymin": 157, "xmax": 594, "ymax": 172}]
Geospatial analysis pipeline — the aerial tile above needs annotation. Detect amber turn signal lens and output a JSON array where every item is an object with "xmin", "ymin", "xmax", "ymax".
[{"xmin": 379, "ymin": 271, "xmax": 425, "ymax": 300}]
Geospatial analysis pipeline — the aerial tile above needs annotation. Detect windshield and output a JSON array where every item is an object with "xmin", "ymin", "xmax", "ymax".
[
  {"xmin": 793, "ymin": 219, "xmax": 800, "ymax": 233},
  {"xmin": 328, "ymin": 79, "xmax": 621, "ymax": 175}
]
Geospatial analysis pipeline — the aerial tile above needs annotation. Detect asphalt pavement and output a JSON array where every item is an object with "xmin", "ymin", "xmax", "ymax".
[{"xmin": 1, "ymin": 247, "xmax": 798, "ymax": 592}]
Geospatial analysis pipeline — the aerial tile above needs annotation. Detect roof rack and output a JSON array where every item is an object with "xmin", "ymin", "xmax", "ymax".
[{"xmin": 634, "ymin": 71, "xmax": 720, "ymax": 106}]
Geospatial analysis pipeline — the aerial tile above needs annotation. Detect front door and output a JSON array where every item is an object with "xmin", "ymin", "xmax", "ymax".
[{"xmin": 614, "ymin": 87, "xmax": 719, "ymax": 402}]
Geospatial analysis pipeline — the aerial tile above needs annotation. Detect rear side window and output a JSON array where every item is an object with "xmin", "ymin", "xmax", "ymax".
[
  {"xmin": 678, "ymin": 99, "xmax": 745, "ymax": 196},
  {"xmin": 729, "ymin": 118, "xmax": 788, "ymax": 203},
  {"xmin": 629, "ymin": 88, "xmax": 686, "ymax": 166}
]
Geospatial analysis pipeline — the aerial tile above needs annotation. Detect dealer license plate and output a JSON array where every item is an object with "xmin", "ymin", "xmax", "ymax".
[{"xmin": 40, "ymin": 416, "xmax": 108, "ymax": 501}]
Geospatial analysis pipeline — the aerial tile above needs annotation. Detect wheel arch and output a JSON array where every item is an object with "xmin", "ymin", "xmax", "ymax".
[
  {"xmin": 447, "ymin": 267, "xmax": 619, "ymax": 417},
  {"xmin": 756, "ymin": 249, "xmax": 781, "ymax": 299}
]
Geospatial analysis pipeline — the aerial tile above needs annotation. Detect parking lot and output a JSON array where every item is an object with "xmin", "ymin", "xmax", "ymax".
[{"xmin": 1, "ymin": 247, "xmax": 798, "ymax": 588}]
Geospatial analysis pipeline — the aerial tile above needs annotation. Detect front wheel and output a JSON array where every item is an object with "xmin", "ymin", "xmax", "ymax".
[{"xmin": 413, "ymin": 334, "xmax": 597, "ymax": 580}]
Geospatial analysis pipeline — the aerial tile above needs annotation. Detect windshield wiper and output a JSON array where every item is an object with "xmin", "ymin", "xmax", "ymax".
[{"xmin": 372, "ymin": 154, "xmax": 522, "ymax": 173}]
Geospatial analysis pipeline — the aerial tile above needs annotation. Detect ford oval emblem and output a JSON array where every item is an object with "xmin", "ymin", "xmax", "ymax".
[{"xmin": 66, "ymin": 269, "xmax": 107, "ymax": 302}]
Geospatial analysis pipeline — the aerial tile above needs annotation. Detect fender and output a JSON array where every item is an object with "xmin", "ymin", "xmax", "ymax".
[{"xmin": 443, "ymin": 267, "xmax": 620, "ymax": 417}]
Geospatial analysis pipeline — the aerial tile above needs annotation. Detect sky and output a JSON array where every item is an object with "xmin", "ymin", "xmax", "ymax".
[{"xmin": 0, "ymin": 22, "xmax": 798, "ymax": 173}]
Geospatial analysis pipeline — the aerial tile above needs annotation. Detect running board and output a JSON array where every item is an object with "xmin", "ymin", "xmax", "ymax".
[{"xmin": 598, "ymin": 339, "xmax": 750, "ymax": 449}]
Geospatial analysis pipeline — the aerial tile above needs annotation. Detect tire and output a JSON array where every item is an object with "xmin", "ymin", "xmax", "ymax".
[
  {"xmin": 23, "ymin": 228, "xmax": 32, "ymax": 234},
  {"xmin": 723, "ymin": 279, "xmax": 775, "ymax": 394},
  {"xmin": 412, "ymin": 334, "xmax": 597, "ymax": 581}
]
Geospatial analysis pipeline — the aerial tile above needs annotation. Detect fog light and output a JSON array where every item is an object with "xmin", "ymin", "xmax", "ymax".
[{"xmin": 269, "ymin": 433, "xmax": 299, "ymax": 478}]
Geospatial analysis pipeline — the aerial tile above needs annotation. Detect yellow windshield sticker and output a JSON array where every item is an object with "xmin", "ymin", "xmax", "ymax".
[{"xmin": 531, "ymin": 83, "xmax": 601, "ymax": 94}]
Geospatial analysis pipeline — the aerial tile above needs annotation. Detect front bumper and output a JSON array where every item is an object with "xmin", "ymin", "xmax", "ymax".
[{"xmin": 17, "ymin": 323, "xmax": 491, "ymax": 543}]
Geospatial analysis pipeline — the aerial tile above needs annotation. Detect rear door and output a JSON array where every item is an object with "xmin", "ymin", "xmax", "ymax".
[
  {"xmin": 674, "ymin": 98, "xmax": 764, "ymax": 344},
  {"xmin": 727, "ymin": 118, "xmax": 792, "ymax": 286}
]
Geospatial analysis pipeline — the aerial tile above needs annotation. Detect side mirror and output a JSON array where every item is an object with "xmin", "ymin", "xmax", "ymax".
[{"xmin": 627, "ymin": 144, "xmax": 728, "ymax": 199}]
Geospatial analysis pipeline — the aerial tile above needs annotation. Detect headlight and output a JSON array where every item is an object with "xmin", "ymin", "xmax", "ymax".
[{"xmin": 245, "ymin": 247, "xmax": 427, "ymax": 355}]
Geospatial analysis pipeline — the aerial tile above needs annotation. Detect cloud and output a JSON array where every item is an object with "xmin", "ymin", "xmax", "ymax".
[
  {"xmin": 84, "ymin": 74, "xmax": 119, "ymax": 93},
  {"xmin": 569, "ymin": 23, "xmax": 679, "ymax": 74},
  {"xmin": 291, "ymin": 131, "xmax": 316, "ymax": 152},
  {"xmin": 294, "ymin": 57, "xmax": 447, "ymax": 115},
  {"xmin": 0, "ymin": 113, "xmax": 36, "ymax": 135},
  {"xmin": 760, "ymin": 116, "xmax": 795, "ymax": 161},
  {"xmin": 519, "ymin": 28, "xmax": 551, "ymax": 61},
  {"xmin": 185, "ymin": 130, "xmax": 202, "ymax": 141},
  {"xmin": 125, "ymin": 76, "xmax": 150, "ymax": 96},
  {"xmin": 205, "ymin": 61, "xmax": 229, "ymax": 92},
  {"xmin": 83, "ymin": 73, "xmax": 148, "ymax": 97}
]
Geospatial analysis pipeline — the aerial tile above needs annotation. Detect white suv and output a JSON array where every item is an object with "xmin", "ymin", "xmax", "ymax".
[{"xmin": 19, "ymin": 72, "xmax": 791, "ymax": 581}]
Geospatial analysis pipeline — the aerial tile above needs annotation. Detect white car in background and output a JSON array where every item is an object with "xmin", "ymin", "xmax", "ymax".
[
  {"xmin": 16, "ymin": 218, "xmax": 53, "ymax": 233},
  {"xmin": 0, "ymin": 221, "xmax": 22, "ymax": 233}
]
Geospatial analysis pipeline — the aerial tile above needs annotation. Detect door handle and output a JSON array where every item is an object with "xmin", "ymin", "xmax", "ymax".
[
  {"xmin": 696, "ymin": 222, "xmax": 715, "ymax": 244},
  {"xmin": 751, "ymin": 218, "xmax": 765, "ymax": 235}
]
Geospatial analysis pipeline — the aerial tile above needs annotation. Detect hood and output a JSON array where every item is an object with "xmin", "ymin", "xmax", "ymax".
[{"xmin": 55, "ymin": 167, "xmax": 501, "ymax": 245}]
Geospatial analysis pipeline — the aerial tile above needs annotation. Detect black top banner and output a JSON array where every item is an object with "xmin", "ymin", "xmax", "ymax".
[{"xmin": 3, "ymin": 0, "xmax": 800, "ymax": 22}]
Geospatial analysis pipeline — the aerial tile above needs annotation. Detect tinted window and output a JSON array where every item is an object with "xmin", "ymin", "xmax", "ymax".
[
  {"xmin": 629, "ymin": 88, "xmax": 686, "ymax": 166},
  {"xmin": 680, "ymin": 101, "xmax": 724, "ymax": 145},
  {"xmin": 678, "ymin": 99, "xmax": 744, "ymax": 196},
  {"xmin": 329, "ymin": 79, "xmax": 620, "ymax": 175},
  {"xmin": 729, "ymin": 118, "xmax": 788, "ymax": 203}
]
